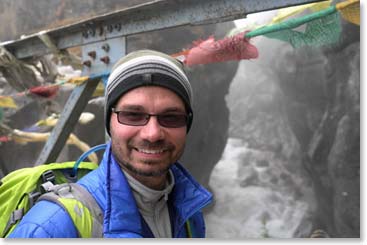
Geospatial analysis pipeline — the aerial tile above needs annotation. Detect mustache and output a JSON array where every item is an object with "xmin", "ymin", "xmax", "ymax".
[{"xmin": 128, "ymin": 139, "xmax": 175, "ymax": 150}]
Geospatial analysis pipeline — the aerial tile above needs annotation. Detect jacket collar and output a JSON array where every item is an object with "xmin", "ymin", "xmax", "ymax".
[
  {"xmin": 102, "ymin": 142, "xmax": 147, "ymax": 237},
  {"xmin": 168, "ymin": 163, "xmax": 212, "ymax": 237},
  {"xmin": 102, "ymin": 141, "xmax": 212, "ymax": 237}
]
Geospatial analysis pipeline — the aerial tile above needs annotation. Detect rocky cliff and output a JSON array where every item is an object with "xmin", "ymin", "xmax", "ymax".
[{"xmin": 227, "ymin": 9, "xmax": 359, "ymax": 237}]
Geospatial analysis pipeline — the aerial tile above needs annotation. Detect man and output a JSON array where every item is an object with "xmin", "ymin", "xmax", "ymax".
[{"xmin": 8, "ymin": 50, "xmax": 213, "ymax": 238}]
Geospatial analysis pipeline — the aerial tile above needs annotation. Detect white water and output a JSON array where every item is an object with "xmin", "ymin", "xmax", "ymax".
[{"xmin": 205, "ymin": 138, "xmax": 314, "ymax": 238}]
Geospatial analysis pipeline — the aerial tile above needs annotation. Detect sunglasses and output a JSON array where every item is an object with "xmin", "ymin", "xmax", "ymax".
[{"xmin": 112, "ymin": 108, "xmax": 190, "ymax": 128}]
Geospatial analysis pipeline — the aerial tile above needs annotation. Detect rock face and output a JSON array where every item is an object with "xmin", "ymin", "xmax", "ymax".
[
  {"xmin": 227, "ymin": 10, "xmax": 359, "ymax": 237},
  {"xmin": 322, "ymin": 40, "xmax": 360, "ymax": 237},
  {"xmin": 285, "ymin": 20, "xmax": 360, "ymax": 237},
  {"xmin": 227, "ymin": 41, "xmax": 316, "ymax": 237}
]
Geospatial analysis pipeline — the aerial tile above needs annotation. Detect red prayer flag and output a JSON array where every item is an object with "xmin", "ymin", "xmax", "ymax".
[
  {"xmin": 172, "ymin": 31, "xmax": 258, "ymax": 66},
  {"xmin": 0, "ymin": 135, "xmax": 10, "ymax": 142},
  {"xmin": 29, "ymin": 85, "xmax": 59, "ymax": 99}
]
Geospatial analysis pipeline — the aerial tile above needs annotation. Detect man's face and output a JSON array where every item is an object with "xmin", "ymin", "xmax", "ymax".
[{"xmin": 110, "ymin": 86, "xmax": 187, "ymax": 181}]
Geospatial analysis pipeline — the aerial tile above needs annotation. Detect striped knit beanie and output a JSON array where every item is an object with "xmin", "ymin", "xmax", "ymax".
[{"xmin": 105, "ymin": 49, "xmax": 193, "ymax": 135}]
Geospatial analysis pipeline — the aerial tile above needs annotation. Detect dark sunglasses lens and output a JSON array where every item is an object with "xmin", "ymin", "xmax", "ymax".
[
  {"xmin": 158, "ymin": 114, "xmax": 187, "ymax": 128},
  {"xmin": 118, "ymin": 111, "xmax": 147, "ymax": 126}
]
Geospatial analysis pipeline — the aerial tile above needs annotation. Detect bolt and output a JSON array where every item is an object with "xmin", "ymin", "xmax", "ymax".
[
  {"xmin": 101, "ymin": 43, "xmax": 110, "ymax": 52},
  {"xmin": 87, "ymin": 51, "xmax": 96, "ymax": 59},
  {"xmin": 88, "ymin": 28, "xmax": 95, "ymax": 37},
  {"xmin": 115, "ymin": 23, "xmax": 122, "ymax": 31},
  {"xmin": 107, "ymin": 24, "xmax": 113, "ymax": 33},
  {"xmin": 98, "ymin": 26, "xmax": 104, "ymax": 36},
  {"xmin": 82, "ymin": 31, "xmax": 88, "ymax": 38},
  {"xmin": 82, "ymin": 60, "xmax": 92, "ymax": 67},
  {"xmin": 100, "ymin": 56, "xmax": 110, "ymax": 64}
]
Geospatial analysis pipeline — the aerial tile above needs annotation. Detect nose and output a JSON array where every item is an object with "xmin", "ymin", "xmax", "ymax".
[{"xmin": 139, "ymin": 116, "xmax": 164, "ymax": 142}]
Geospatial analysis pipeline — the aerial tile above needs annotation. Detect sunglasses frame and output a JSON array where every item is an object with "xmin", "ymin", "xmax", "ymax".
[{"xmin": 111, "ymin": 108, "xmax": 190, "ymax": 128}]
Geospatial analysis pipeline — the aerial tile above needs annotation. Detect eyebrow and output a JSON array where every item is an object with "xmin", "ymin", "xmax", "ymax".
[
  {"xmin": 117, "ymin": 105, "xmax": 145, "ymax": 111},
  {"xmin": 161, "ymin": 107, "xmax": 186, "ymax": 114}
]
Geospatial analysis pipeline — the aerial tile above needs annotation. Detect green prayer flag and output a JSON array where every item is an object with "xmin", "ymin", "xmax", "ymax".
[{"xmin": 246, "ymin": 6, "xmax": 341, "ymax": 48}]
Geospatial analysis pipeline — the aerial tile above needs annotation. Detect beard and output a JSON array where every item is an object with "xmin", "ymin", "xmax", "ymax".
[
  {"xmin": 111, "ymin": 138, "xmax": 185, "ymax": 177},
  {"xmin": 118, "ymin": 157, "xmax": 170, "ymax": 177}
]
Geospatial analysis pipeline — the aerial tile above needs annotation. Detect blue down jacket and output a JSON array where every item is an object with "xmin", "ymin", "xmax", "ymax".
[{"xmin": 8, "ymin": 142, "xmax": 213, "ymax": 238}]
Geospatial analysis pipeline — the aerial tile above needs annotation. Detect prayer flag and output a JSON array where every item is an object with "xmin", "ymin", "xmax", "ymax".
[
  {"xmin": 246, "ymin": 6, "xmax": 341, "ymax": 49},
  {"xmin": 172, "ymin": 31, "xmax": 258, "ymax": 66},
  {"xmin": 271, "ymin": 0, "xmax": 331, "ymax": 24},
  {"xmin": 336, "ymin": 0, "xmax": 360, "ymax": 25},
  {"xmin": 29, "ymin": 85, "xmax": 59, "ymax": 98},
  {"xmin": 0, "ymin": 96, "xmax": 17, "ymax": 108},
  {"xmin": 0, "ymin": 135, "xmax": 10, "ymax": 142},
  {"xmin": 67, "ymin": 76, "xmax": 89, "ymax": 86}
]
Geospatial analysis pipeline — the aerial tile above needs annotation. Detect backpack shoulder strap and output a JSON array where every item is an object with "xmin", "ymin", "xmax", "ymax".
[{"xmin": 38, "ymin": 183, "xmax": 103, "ymax": 238}]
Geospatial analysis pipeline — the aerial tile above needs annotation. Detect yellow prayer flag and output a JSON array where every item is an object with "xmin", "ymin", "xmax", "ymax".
[
  {"xmin": 0, "ymin": 96, "xmax": 17, "ymax": 108},
  {"xmin": 271, "ymin": 0, "xmax": 331, "ymax": 24},
  {"xmin": 67, "ymin": 76, "xmax": 89, "ymax": 85},
  {"xmin": 309, "ymin": 1, "xmax": 332, "ymax": 12},
  {"xmin": 336, "ymin": 0, "xmax": 360, "ymax": 25},
  {"xmin": 92, "ymin": 82, "xmax": 105, "ymax": 97},
  {"xmin": 35, "ymin": 114, "xmax": 59, "ymax": 127}
]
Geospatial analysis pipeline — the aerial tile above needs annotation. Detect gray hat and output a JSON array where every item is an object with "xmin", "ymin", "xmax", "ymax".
[{"xmin": 105, "ymin": 49, "xmax": 193, "ymax": 135}]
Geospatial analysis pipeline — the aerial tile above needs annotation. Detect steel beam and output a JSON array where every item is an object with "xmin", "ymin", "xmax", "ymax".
[
  {"xmin": 1, "ymin": 0, "xmax": 322, "ymax": 60},
  {"xmin": 34, "ymin": 77, "xmax": 100, "ymax": 166}
]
